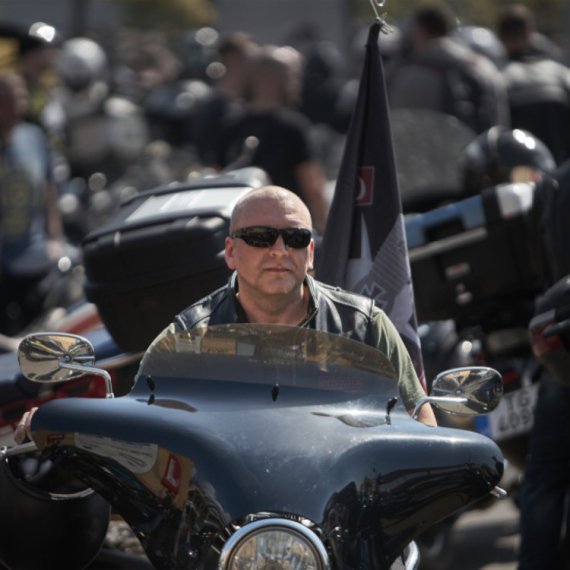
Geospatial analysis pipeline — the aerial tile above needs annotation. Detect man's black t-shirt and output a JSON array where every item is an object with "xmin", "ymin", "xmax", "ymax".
[
  {"xmin": 215, "ymin": 107, "xmax": 316, "ymax": 197},
  {"xmin": 502, "ymin": 55, "xmax": 570, "ymax": 165}
]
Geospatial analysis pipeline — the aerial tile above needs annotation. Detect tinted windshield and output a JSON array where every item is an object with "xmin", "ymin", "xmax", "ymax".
[{"xmin": 138, "ymin": 324, "xmax": 398, "ymax": 400}]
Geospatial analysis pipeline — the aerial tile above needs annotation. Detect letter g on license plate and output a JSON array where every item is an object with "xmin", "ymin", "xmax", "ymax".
[{"xmin": 474, "ymin": 383, "xmax": 539, "ymax": 442}]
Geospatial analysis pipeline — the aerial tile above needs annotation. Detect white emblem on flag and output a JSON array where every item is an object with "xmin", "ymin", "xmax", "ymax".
[{"xmin": 345, "ymin": 214, "xmax": 421, "ymax": 353}]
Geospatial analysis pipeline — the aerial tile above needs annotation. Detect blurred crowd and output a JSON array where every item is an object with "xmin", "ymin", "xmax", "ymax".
[
  {"xmin": 0, "ymin": 0, "xmax": 569, "ymax": 333},
  {"xmin": 0, "ymin": 2, "xmax": 570, "ymax": 568}
]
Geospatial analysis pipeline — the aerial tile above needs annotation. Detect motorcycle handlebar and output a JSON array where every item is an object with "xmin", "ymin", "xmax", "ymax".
[{"xmin": 542, "ymin": 318, "xmax": 570, "ymax": 338}]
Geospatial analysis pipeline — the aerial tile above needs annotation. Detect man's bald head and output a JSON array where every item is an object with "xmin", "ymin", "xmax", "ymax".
[{"xmin": 230, "ymin": 186, "xmax": 312, "ymax": 234}]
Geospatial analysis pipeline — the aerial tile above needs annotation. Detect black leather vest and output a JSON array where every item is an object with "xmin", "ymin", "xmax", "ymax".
[{"xmin": 175, "ymin": 272, "xmax": 376, "ymax": 346}]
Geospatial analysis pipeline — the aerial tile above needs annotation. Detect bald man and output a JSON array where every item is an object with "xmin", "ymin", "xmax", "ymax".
[
  {"xmin": 143, "ymin": 185, "xmax": 435, "ymax": 426},
  {"xmin": 16, "ymin": 186, "xmax": 435, "ymax": 445}
]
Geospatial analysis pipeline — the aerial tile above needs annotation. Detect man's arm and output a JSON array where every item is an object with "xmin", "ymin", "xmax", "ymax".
[
  {"xmin": 414, "ymin": 401, "xmax": 437, "ymax": 426},
  {"xmin": 372, "ymin": 307, "xmax": 437, "ymax": 426},
  {"xmin": 43, "ymin": 180, "xmax": 64, "ymax": 260}
]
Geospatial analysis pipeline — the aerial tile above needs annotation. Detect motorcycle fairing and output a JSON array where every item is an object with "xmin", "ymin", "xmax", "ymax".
[{"xmin": 30, "ymin": 325, "xmax": 504, "ymax": 570}]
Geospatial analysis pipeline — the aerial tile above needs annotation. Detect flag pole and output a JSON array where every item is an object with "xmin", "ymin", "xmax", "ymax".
[
  {"xmin": 314, "ymin": 6, "xmax": 428, "ymax": 392},
  {"xmin": 368, "ymin": 0, "xmax": 386, "ymax": 20}
]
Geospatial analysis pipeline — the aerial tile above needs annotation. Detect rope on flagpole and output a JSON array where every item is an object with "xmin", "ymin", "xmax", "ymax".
[{"xmin": 367, "ymin": 0, "xmax": 393, "ymax": 34}]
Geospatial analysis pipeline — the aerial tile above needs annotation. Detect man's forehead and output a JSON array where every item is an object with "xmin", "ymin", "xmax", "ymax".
[{"xmin": 234, "ymin": 193, "xmax": 311, "ymax": 227}]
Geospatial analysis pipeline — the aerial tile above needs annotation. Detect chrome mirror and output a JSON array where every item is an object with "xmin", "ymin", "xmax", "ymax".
[
  {"xmin": 18, "ymin": 333, "xmax": 114, "ymax": 398},
  {"xmin": 18, "ymin": 333, "xmax": 96, "ymax": 383},
  {"xmin": 431, "ymin": 367, "xmax": 503, "ymax": 415}
]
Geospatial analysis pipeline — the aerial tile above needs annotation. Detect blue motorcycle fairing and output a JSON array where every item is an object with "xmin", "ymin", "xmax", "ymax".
[{"xmin": 29, "ymin": 325, "xmax": 504, "ymax": 570}]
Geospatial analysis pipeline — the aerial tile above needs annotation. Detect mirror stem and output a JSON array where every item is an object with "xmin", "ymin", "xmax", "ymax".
[
  {"xmin": 412, "ymin": 396, "xmax": 468, "ymax": 421},
  {"xmin": 59, "ymin": 359, "xmax": 114, "ymax": 399},
  {"xmin": 0, "ymin": 442, "xmax": 38, "ymax": 459}
]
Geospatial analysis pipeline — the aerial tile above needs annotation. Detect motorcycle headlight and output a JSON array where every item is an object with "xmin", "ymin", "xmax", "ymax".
[{"xmin": 219, "ymin": 518, "xmax": 329, "ymax": 570}]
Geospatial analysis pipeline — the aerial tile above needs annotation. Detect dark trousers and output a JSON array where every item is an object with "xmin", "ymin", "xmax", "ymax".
[
  {"xmin": 0, "ymin": 271, "xmax": 45, "ymax": 336},
  {"xmin": 518, "ymin": 375, "xmax": 570, "ymax": 569}
]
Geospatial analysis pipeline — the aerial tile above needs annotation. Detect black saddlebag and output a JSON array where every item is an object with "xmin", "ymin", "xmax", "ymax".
[
  {"xmin": 405, "ymin": 183, "xmax": 543, "ymax": 329},
  {"xmin": 529, "ymin": 275, "xmax": 570, "ymax": 386},
  {"xmin": 82, "ymin": 168, "xmax": 267, "ymax": 352}
]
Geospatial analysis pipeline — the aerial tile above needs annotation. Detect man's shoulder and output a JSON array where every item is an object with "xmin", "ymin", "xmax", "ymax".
[
  {"xmin": 273, "ymin": 107, "xmax": 313, "ymax": 132},
  {"xmin": 176, "ymin": 282, "xmax": 231, "ymax": 329},
  {"xmin": 421, "ymin": 38, "xmax": 492, "ymax": 77},
  {"xmin": 312, "ymin": 279, "xmax": 375, "ymax": 313}
]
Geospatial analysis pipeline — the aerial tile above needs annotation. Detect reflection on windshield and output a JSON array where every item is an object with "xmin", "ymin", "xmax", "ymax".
[{"xmin": 139, "ymin": 324, "xmax": 397, "ymax": 397}]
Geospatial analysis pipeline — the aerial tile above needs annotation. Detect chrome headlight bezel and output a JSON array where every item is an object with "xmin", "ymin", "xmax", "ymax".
[{"xmin": 218, "ymin": 518, "xmax": 330, "ymax": 570}]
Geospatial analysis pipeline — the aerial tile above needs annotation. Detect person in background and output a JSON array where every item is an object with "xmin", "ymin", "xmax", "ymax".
[
  {"xmin": 0, "ymin": 22, "xmax": 66, "ymax": 178},
  {"xmin": 386, "ymin": 1, "xmax": 509, "ymax": 134},
  {"xmin": 514, "ymin": 154, "xmax": 570, "ymax": 570},
  {"xmin": 0, "ymin": 71, "xmax": 64, "ymax": 335},
  {"xmin": 193, "ymin": 32, "xmax": 258, "ymax": 166},
  {"xmin": 18, "ymin": 27, "xmax": 59, "ymax": 129},
  {"xmin": 213, "ymin": 45, "xmax": 329, "ymax": 235},
  {"xmin": 497, "ymin": 4, "xmax": 570, "ymax": 165}
]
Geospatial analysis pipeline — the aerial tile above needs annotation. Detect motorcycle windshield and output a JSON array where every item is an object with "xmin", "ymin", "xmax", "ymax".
[{"xmin": 136, "ymin": 324, "xmax": 399, "ymax": 407}]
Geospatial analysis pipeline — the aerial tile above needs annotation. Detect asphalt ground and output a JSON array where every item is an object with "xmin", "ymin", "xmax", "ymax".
[{"xmin": 449, "ymin": 498, "xmax": 520, "ymax": 570}]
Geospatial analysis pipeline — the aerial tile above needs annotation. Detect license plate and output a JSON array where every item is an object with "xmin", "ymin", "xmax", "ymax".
[{"xmin": 474, "ymin": 383, "xmax": 539, "ymax": 442}]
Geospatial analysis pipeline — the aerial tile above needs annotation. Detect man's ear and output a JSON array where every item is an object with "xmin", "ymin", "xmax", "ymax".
[
  {"xmin": 307, "ymin": 239, "xmax": 315, "ymax": 272},
  {"xmin": 225, "ymin": 236, "xmax": 236, "ymax": 270}
]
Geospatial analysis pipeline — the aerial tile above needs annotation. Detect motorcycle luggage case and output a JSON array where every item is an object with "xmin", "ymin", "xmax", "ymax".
[
  {"xmin": 81, "ymin": 169, "xmax": 267, "ymax": 353},
  {"xmin": 405, "ymin": 183, "xmax": 542, "ymax": 328},
  {"xmin": 528, "ymin": 274, "xmax": 570, "ymax": 385}
]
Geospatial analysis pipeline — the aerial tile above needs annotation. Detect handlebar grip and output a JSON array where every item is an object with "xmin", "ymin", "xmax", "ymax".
[
  {"xmin": 0, "ymin": 442, "xmax": 38, "ymax": 459},
  {"xmin": 542, "ymin": 318, "xmax": 570, "ymax": 338}
]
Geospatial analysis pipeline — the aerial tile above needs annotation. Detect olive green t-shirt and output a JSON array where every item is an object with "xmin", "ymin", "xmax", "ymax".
[{"xmin": 370, "ymin": 306, "xmax": 427, "ymax": 411}]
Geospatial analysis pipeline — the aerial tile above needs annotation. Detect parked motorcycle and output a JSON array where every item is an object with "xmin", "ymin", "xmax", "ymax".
[
  {"xmin": 0, "ymin": 167, "xmax": 270, "ymax": 447},
  {"xmin": 0, "ymin": 324, "xmax": 504, "ymax": 570},
  {"xmin": 405, "ymin": 178, "xmax": 546, "ymax": 568},
  {"xmin": 0, "ymin": 242, "xmax": 87, "ymax": 347},
  {"xmin": 0, "ymin": 324, "xmax": 141, "ymax": 449}
]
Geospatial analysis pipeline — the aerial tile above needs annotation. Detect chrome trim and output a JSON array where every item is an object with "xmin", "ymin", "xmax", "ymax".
[
  {"xmin": 0, "ymin": 443, "xmax": 38, "ymax": 459},
  {"xmin": 390, "ymin": 541, "xmax": 420, "ymax": 570},
  {"xmin": 412, "ymin": 395, "xmax": 468, "ymax": 420},
  {"xmin": 96, "ymin": 351, "xmax": 144, "ymax": 371},
  {"xmin": 491, "ymin": 486, "xmax": 508, "ymax": 499},
  {"xmin": 408, "ymin": 226, "xmax": 487, "ymax": 263},
  {"xmin": 405, "ymin": 541, "xmax": 420, "ymax": 570},
  {"xmin": 218, "ymin": 518, "xmax": 330, "ymax": 570}
]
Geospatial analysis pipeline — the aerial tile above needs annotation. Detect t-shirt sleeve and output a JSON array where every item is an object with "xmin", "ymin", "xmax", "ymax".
[{"xmin": 371, "ymin": 306, "xmax": 427, "ymax": 411}]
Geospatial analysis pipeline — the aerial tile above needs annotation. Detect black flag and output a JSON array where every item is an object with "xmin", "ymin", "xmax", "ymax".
[{"xmin": 315, "ymin": 20, "xmax": 426, "ymax": 391}]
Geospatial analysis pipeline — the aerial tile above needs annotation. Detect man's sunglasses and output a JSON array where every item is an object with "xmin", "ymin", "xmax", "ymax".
[{"xmin": 231, "ymin": 226, "xmax": 312, "ymax": 248}]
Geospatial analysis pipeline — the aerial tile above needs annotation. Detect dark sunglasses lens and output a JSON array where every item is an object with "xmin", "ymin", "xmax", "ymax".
[
  {"xmin": 242, "ymin": 228, "xmax": 278, "ymax": 247},
  {"xmin": 282, "ymin": 229, "xmax": 311, "ymax": 248},
  {"xmin": 235, "ymin": 227, "xmax": 311, "ymax": 248}
]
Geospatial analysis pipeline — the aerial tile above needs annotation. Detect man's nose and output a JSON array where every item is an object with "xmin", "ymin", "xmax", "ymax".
[{"xmin": 269, "ymin": 234, "xmax": 289, "ymax": 254}]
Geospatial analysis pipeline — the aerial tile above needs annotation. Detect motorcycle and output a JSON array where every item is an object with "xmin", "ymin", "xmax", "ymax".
[
  {"xmin": 0, "ymin": 324, "xmax": 504, "ymax": 570},
  {"xmin": 0, "ymin": 241, "xmax": 87, "ymax": 347},
  {"xmin": 0, "ymin": 167, "xmax": 271, "ymax": 446}
]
